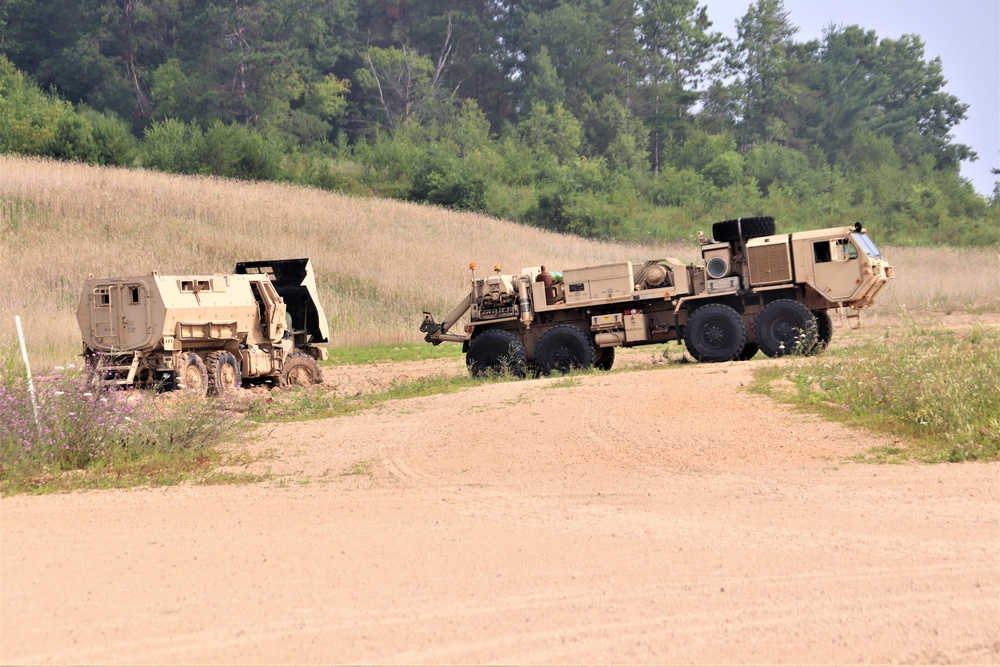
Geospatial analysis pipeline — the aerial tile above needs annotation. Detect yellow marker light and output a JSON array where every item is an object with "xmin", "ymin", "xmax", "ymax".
[
  {"xmin": 494, "ymin": 264, "xmax": 501, "ymax": 272},
  {"xmin": 469, "ymin": 263, "xmax": 477, "ymax": 270}
]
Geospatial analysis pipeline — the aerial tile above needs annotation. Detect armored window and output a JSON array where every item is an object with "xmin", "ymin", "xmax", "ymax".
[
  {"xmin": 96, "ymin": 289, "xmax": 110, "ymax": 306},
  {"xmin": 832, "ymin": 238, "xmax": 858, "ymax": 261},
  {"xmin": 180, "ymin": 280, "xmax": 211, "ymax": 292},
  {"xmin": 128, "ymin": 286, "xmax": 140, "ymax": 304},
  {"xmin": 813, "ymin": 241, "xmax": 832, "ymax": 263}
]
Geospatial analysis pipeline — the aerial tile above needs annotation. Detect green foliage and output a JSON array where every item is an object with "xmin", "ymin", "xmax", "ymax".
[
  {"xmin": 141, "ymin": 118, "xmax": 283, "ymax": 181},
  {"xmin": 409, "ymin": 156, "xmax": 488, "ymax": 212},
  {"xmin": 752, "ymin": 325, "xmax": 1000, "ymax": 462},
  {"xmin": 201, "ymin": 120, "xmax": 284, "ymax": 181},
  {"xmin": 141, "ymin": 119, "xmax": 205, "ymax": 174},
  {"xmin": 84, "ymin": 109, "xmax": 137, "ymax": 167},
  {"xmin": 41, "ymin": 110, "xmax": 99, "ymax": 163},
  {"xmin": 1, "ymin": 3, "xmax": 994, "ymax": 247},
  {"xmin": 0, "ymin": 55, "xmax": 66, "ymax": 154}
]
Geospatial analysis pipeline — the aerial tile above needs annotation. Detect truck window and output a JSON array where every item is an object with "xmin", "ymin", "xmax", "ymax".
[
  {"xmin": 833, "ymin": 238, "xmax": 858, "ymax": 261},
  {"xmin": 813, "ymin": 241, "xmax": 832, "ymax": 263},
  {"xmin": 128, "ymin": 286, "xmax": 140, "ymax": 304},
  {"xmin": 96, "ymin": 289, "xmax": 110, "ymax": 306},
  {"xmin": 180, "ymin": 280, "xmax": 211, "ymax": 292},
  {"xmin": 852, "ymin": 232, "xmax": 883, "ymax": 258}
]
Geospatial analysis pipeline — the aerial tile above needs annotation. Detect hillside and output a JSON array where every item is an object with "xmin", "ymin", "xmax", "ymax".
[
  {"xmin": 2, "ymin": 157, "xmax": 997, "ymax": 369},
  {"xmin": 0, "ymin": 157, "xmax": 688, "ymax": 365}
]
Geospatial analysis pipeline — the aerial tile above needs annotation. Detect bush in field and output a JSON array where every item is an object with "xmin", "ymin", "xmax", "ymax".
[
  {"xmin": 409, "ymin": 155, "xmax": 488, "ymax": 212},
  {"xmin": 0, "ymin": 56, "xmax": 67, "ymax": 155},
  {"xmin": 200, "ymin": 120, "xmax": 284, "ymax": 181},
  {"xmin": 40, "ymin": 112, "xmax": 99, "ymax": 163},
  {"xmin": 141, "ymin": 118, "xmax": 204, "ymax": 174},
  {"xmin": 85, "ymin": 108, "xmax": 138, "ymax": 167},
  {"xmin": 0, "ymin": 350, "xmax": 251, "ymax": 494}
]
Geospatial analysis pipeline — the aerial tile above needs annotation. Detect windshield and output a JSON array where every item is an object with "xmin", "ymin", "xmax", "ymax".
[{"xmin": 852, "ymin": 232, "xmax": 882, "ymax": 258}]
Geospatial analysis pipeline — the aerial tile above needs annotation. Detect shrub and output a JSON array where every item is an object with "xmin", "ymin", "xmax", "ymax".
[
  {"xmin": 85, "ymin": 109, "xmax": 138, "ymax": 167},
  {"xmin": 409, "ymin": 155, "xmax": 487, "ymax": 212},
  {"xmin": 201, "ymin": 120, "xmax": 284, "ymax": 181},
  {"xmin": 41, "ymin": 112, "xmax": 99, "ymax": 163},
  {"xmin": 0, "ymin": 356, "xmax": 251, "ymax": 494},
  {"xmin": 141, "ymin": 118, "xmax": 204, "ymax": 174}
]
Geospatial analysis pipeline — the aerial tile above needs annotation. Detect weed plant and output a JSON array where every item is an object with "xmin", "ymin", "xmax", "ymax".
[
  {"xmin": 753, "ymin": 324, "xmax": 1000, "ymax": 462},
  {"xmin": 0, "ymin": 347, "xmax": 255, "ymax": 495}
]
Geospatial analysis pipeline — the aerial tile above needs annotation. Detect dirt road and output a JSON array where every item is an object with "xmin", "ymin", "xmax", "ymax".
[{"xmin": 2, "ymin": 354, "xmax": 998, "ymax": 665}]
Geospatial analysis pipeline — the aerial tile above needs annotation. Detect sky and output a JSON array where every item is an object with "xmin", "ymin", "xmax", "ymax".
[{"xmin": 700, "ymin": 0, "xmax": 999, "ymax": 197}]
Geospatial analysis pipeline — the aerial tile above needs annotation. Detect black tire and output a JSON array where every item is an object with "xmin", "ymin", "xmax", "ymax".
[
  {"xmin": 206, "ymin": 350, "xmax": 243, "ymax": 395},
  {"xmin": 535, "ymin": 324, "xmax": 595, "ymax": 375},
  {"xmin": 712, "ymin": 216, "xmax": 776, "ymax": 242},
  {"xmin": 736, "ymin": 341, "xmax": 759, "ymax": 361},
  {"xmin": 755, "ymin": 299, "xmax": 819, "ymax": 358},
  {"xmin": 594, "ymin": 346, "xmax": 616, "ymax": 371},
  {"xmin": 280, "ymin": 352, "xmax": 322, "ymax": 386},
  {"xmin": 810, "ymin": 310, "xmax": 834, "ymax": 356},
  {"xmin": 466, "ymin": 329, "xmax": 527, "ymax": 377},
  {"xmin": 684, "ymin": 303, "xmax": 747, "ymax": 362},
  {"xmin": 175, "ymin": 352, "xmax": 208, "ymax": 395}
]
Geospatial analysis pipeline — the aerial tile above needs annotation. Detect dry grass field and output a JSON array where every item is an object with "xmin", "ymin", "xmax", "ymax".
[{"xmin": 2, "ymin": 155, "xmax": 998, "ymax": 369}]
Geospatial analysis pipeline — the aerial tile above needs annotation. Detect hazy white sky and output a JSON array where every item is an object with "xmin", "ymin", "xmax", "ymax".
[{"xmin": 701, "ymin": 0, "xmax": 999, "ymax": 197}]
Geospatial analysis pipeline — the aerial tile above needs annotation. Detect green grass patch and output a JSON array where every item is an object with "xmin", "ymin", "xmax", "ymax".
[
  {"xmin": 751, "ymin": 324, "xmax": 1000, "ymax": 462},
  {"xmin": 325, "ymin": 342, "xmax": 464, "ymax": 366},
  {"xmin": 341, "ymin": 459, "xmax": 375, "ymax": 480},
  {"xmin": 249, "ymin": 372, "xmax": 515, "ymax": 423},
  {"xmin": 543, "ymin": 377, "xmax": 584, "ymax": 389}
]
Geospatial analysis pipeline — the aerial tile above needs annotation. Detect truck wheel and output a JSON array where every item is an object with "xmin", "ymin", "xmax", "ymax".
[
  {"xmin": 280, "ymin": 353, "xmax": 323, "ymax": 387},
  {"xmin": 684, "ymin": 303, "xmax": 746, "ymax": 362},
  {"xmin": 206, "ymin": 351, "xmax": 243, "ymax": 395},
  {"xmin": 594, "ymin": 346, "xmax": 616, "ymax": 371},
  {"xmin": 755, "ymin": 300, "xmax": 818, "ymax": 357},
  {"xmin": 809, "ymin": 310, "xmax": 834, "ymax": 355},
  {"xmin": 176, "ymin": 352, "xmax": 209, "ymax": 395},
  {"xmin": 736, "ymin": 341, "xmax": 759, "ymax": 361},
  {"xmin": 467, "ymin": 329, "xmax": 527, "ymax": 377},
  {"xmin": 712, "ymin": 216, "xmax": 776, "ymax": 242},
  {"xmin": 536, "ymin": 324, "xmax": 595, "ymax": 375}
]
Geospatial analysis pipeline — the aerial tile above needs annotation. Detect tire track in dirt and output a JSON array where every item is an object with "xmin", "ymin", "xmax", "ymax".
[{"xmin": 3, "ymin": 352, "xmax": 998, "ymax": 665}]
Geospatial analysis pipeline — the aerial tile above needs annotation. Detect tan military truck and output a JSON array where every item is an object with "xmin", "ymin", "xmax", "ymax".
[
  {"xmin": 78, "ymin": 258, "xmax": 328, "ymax": 393},
  {"xmin": 421, "ymin": 217, "xmax": 893, "ymax": 375}
]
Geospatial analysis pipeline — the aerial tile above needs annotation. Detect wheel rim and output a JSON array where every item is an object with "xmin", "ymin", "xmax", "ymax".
[
  {"xmin": 703, "ymin": 322, "xmax": 727, "ymax": 348},
  {"xmin": 219, "ymin": 363, "xmax": 237, "ymax": 387},
  {"xmin": 183, "ymin": 365, "xmax": 204, "ymax": 391},
  {"xmin": 287, "ymin": 365, "xmax": 313, "ymax": 385},
  {"xmin": 551, "ymin": 343, "xmax": 577, "ymax": 371}
]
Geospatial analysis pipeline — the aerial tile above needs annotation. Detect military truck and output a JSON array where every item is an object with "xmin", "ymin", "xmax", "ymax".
[
  {"xmin": 421, "ymin": 217, "xmax": 893, "ymax": 375},
  {"xmin": 78, "ymin": 258, "xmax": 328, "ymax": 393}
]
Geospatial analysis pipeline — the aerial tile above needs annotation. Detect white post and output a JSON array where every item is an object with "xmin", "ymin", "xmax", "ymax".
[{"xmin": 14, "ymin": 315, "xmax": 40, "ymax": 429}]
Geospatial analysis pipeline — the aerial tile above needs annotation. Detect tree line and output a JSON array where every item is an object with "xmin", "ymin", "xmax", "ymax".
[{"xmin": 1, "ymin": 0, "xmax": 996, "ymax": 245}]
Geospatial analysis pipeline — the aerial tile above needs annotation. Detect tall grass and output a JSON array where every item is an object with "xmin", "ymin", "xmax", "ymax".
[{"xmin": 752, "ymin": 324, "xmax": 1000, "ymax": 462}]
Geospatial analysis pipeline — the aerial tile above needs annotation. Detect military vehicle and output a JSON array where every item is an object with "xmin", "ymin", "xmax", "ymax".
[
  {"xmin": 78, "ymin": 258, "xmax": 328, "ymax": 393},
  {"xmin": 421, "ymin": 217, "xmax": 893, "ymax": 375}
]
